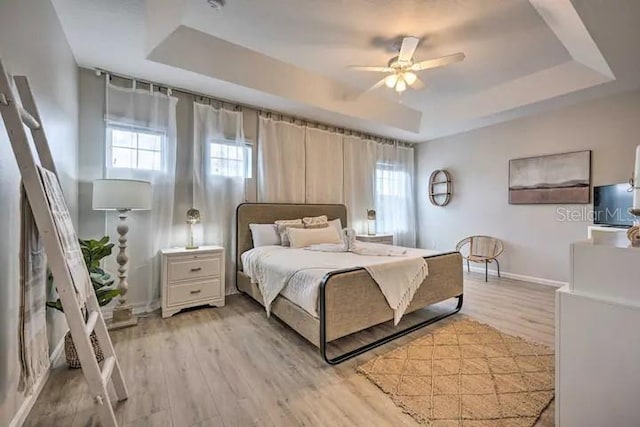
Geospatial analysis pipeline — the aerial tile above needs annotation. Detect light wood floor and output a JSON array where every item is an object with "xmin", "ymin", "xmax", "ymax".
[{"xmin": 24, "ymin": 273, "xmax": 556, "ymax": 427}]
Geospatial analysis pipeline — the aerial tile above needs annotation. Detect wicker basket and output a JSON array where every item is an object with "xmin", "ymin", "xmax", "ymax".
[{"xmin": 64, "ymin": 330, "xmax": 104, "ymax": 369}]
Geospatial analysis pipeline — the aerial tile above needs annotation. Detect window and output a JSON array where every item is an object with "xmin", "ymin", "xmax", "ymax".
[
  {"xmin": 107, "ymin": 125, "xmax": 164, "ymax": 171},
  {"xmin": 209, "ymin": 140, "xmax": 252, "ymax": 178},
  {"xmin": 375, "ymin": 162, "xmax": 408, "ymax": 196}
]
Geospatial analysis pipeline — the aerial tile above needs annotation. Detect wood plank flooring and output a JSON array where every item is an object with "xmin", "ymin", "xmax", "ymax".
[{"xmin": 24, "ymin": 273, "xmax": 556, "ymax": 427}]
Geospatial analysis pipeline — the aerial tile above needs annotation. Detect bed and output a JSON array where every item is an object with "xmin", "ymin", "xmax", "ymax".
[{"xmin": 235, "ymin": 203, "xmax": 464, "ymax": 364}]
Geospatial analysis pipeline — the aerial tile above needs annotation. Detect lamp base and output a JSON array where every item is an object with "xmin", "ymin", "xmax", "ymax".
[
  {"xmin": 108, "ymin": 305, "xmax": 138, "ymax": 330},
  {"xmin": 185, "ymin": 245, "xmax": 200, "ymax": 250}
]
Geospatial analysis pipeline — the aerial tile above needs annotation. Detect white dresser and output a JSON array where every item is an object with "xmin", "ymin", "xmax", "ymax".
[
  {"xmin": 355, "ymin": 233, "xmax": 394, "ymax": 245},
  {"xmin": 556, "ymin": 241, "xmax": 640, "ymax": 426},
  {"xmin": 160, "ymin": 246, "xmax": 225, "ymax": 318}
]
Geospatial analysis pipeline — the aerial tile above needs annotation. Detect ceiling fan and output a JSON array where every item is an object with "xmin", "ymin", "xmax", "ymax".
[{"xmin": 349, "ymin": 36, "xmax": 465, "ymax": 94}]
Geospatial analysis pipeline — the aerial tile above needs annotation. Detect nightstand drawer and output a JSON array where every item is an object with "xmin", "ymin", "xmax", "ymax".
[
  {"xmin": 167, "ymin": 279, "xmax": 221, "ymax": 306},
  {"xmin": 356, "ymin": 234, "xmax": 394, "ymax": 245},
  {"xmin": 168, "ymin": 255, "xmax": 221, "ymax": 282}
]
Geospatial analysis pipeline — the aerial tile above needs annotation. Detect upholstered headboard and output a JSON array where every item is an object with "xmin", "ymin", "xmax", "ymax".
[{"xmin": 235, "ymin": 203, "xmax": 348, "ymax": 271}]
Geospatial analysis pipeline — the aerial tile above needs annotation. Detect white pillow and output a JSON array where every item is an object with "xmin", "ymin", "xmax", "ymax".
[
  {"xmin": 287, "ymin": 226, "xmax": 342, "ymax": 249},
  {"xmin": 249, "ymin": 223, "xmax": 281, "ymax": 247},
  {"xmin": 274, "ymin": 218, "xmax": 303, "ymax": 246},
  {"xmin": 329, "ymin": 218, "xmax": 343, "ymax": 235}
]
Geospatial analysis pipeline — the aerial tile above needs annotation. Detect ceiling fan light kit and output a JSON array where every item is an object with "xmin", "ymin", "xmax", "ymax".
[{"xmin": 349, "ymin": 36, "xmax": 465, "ymax": 94}]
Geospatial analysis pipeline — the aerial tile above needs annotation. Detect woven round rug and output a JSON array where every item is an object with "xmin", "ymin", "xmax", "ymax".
[{"xmin": 357, "ymin": 316, "xmax": 554, "ymax": 427}]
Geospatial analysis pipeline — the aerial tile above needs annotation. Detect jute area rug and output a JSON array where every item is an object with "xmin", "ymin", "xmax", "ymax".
[{"xmin": 357, "ymin": 316, "xmax": 554, "ymax": 427}]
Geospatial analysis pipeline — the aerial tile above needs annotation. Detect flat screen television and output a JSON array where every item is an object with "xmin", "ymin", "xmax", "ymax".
[{"xmin": 593, "ymin": 183, "xmax": 634, "ymax": 228}]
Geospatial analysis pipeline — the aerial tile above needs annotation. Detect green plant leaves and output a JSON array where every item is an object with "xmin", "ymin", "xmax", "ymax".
[
  {"xmin": 47, "ymin": 236, "xmax": 120, "ymax": 312},
  {"xmin": 95, "ymin": 288, "xmax": 121, "ymax": 307}
]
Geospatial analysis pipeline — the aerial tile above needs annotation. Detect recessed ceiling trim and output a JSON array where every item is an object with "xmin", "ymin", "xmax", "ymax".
[
  {"xmin": 530, "ymin": 0, "xmax": 615, "ymax": 79},
  {"xmin": 147, "ymin": 25, "xmax": 422, "ymax": 133}
]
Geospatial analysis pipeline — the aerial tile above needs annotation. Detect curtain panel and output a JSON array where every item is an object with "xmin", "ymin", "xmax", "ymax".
[
  {"xmin": 305, "ymin": 127, "xmax": 344, "ymax": 204},
  {"xmin": 375, "ymin": 144, "xmax": 416, "ymax": 247},
  {"xmin": 256, "ymin": 120, "xmax": 417, "ymax": 246},
  {"xmin": 257, "ymin": 117, "xmax": 306, "ymax": 203},
  {"xmin": 104, "ymin": 82, "xmax": 178, "ymax": 311},
  {"xmin": 193, "ymin": 103, "xmax": 246, "ymax": 294},
  {"xmin": 343, "ymin": 135, "xmax": 377, "ymax": 234}
]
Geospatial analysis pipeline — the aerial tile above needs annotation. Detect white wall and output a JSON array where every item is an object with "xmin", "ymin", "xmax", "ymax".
[
  {"xmin": 0, "ymin": 1, "xmax": 79, "ymax": 425},
  {"xmin": 416, "ymin": 88, "xmax": 640, "ymax": 284}
]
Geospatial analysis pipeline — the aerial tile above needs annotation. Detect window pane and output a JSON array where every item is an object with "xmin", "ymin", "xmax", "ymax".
[
  {"xmin": 210, "ymin": 158, "xmax": 224, "ymax": 175},
  {"xmin": 112, "ymin": 129, "xmax": 135, "ymax": 148},
  {"xmin": 138, "ymin": 132, "xmax": 161, "ymax": 151},
  {"xmin": 137, "ymin": 150, "xmax": 158, "ymax": 170},
  {"xmin": 209, "ymin": 141, "xmax": 252, "ymax": 178},
  {"xmin": 112, "ymin": 147, "xmax": 135, "ymax": 168},
  {"xmin": 108, "ymin": 126, "xmax": 164, "ymax": 171},
  {"xmin": 211, "ymin": 143, "xmax": 224, "ymax": 158}
]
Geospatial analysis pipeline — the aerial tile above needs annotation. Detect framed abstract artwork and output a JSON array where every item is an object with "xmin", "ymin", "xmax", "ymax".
[{"xmin": 509, "ymin": 150, "xmax": 591, "ymax": 204}]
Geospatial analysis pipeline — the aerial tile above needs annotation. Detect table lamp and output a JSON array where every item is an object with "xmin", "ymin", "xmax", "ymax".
[
  {"xmin": 367, "ymin": 209, "xmax": 376, "ymax": 236},
  {"xmin": 93, "ymin": 179, "xmax": 152, "ymax": 329},
  {"xmin": 186, "ymin": 208, "xmax": 201, "ymax": 249}
]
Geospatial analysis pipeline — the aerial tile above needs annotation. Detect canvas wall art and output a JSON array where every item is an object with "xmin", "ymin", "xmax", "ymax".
[{"xmin": 509, "ymin": 150, "xmax": 591, "ymax": 204}]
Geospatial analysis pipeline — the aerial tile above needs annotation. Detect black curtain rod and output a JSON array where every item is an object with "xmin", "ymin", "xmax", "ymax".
[{"xmin": 96, "ymin": 68, "xmax": 414, "ymax": 147}]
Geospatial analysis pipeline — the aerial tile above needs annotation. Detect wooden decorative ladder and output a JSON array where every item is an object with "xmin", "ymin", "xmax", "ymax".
[{"xmin": 0, "ymin": 58, "xmax": 128, "ymax": 427}]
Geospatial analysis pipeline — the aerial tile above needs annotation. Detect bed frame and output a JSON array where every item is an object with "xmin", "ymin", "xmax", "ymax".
[{"xmin": 235, "ymin": 203, "xmax": 464, "ymax": 364}]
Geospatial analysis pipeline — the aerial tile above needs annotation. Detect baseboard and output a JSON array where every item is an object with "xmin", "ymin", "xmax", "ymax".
[
  {"xmin": 9, "ymin": 333, "xmax": 66, "ymax": 427},
  {"xmin": 468, "ymin": 266, "xmax": 567, "ymax": 288}
]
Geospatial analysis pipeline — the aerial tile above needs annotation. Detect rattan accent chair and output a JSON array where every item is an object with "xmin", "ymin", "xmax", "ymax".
[{"xmin": 456, "ymin": 236, "xmax": 504, "ymax": 282}]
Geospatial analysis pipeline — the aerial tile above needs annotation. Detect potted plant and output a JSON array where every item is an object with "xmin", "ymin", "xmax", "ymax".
[{"xmin": 47, "ymin": 236, "xmax": 121, "ymax": 368}]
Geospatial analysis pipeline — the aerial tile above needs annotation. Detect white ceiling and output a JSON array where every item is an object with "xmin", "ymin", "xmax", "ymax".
[{"xmin": 52, "ymin": 0, "xmax": 640, "ymax": 142}]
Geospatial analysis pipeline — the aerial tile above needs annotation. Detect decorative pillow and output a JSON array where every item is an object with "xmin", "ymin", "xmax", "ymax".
[
  {"xmin": 304, "ymin": 222, "xmax": 329, "ymax": 229},
  {"xmin": 274, "ymin": 219, "xmax": 303, "ymax": 246},
  {"xmin": 302, "ymin": 215, "xmax": 328, "ymax": 226},
  {"xmin": 287, "ymin": 226, "xmax": 343, "ymax": 249},
  {"xmin": 249, "ymin": 223, "xmax": 281, "ymax": 247}
]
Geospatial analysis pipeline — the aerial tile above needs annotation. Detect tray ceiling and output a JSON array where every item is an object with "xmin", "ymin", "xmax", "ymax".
[{"xmin": 52, "ymin": 0, "xmax": 640, "ymax": 141}]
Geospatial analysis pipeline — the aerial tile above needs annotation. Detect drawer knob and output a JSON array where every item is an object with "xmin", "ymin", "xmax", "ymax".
[
  {"xmin": 190, "ymin": 289, "xmax": 202, "ymax": 294},
  {"xmin": 190, "ymin": 267, "xmax": 202, "ymax": 272}
]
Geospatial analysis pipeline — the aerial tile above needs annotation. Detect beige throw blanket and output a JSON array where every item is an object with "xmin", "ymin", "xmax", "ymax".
[
  {"xmin": 242, "ymin": 244, "xmax": 430, "ymax": 324},
  {"xmin": 364, "ymin": 257, "xmax": 429, "ymax": 325}
]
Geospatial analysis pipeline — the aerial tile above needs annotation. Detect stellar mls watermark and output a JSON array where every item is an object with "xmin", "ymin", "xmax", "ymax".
[{"xmin": 556, "ymin": 207, "xmax": 634, "ymax": 223}]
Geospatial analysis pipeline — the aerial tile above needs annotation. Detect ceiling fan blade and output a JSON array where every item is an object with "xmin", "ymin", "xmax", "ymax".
[
  {"xmin": 412, "ymin": 76, "xmax": 426, "ymax": 90},
  {"xmin": 348, "ymin": 65, "xmax": 394, "ymax": 72},
  {"xmin": 365, "ymin": 77, "xmax": 388, "ymax": 92},
  {"xmin": 410, "ymin": 52, "xmax": 465, "ymax": 71},
  {"xmin": 398, "ymin": 36, "xmax": 420, "ymax": 63},
  {"xmin": 342, "ymin": 77, "xmax": 388, "ymax": 101}
]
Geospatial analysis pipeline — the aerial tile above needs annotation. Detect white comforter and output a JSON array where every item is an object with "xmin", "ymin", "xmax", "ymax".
[{"xmin": 241, "ymin": 245, "xmax": 441, "ymax": 323}]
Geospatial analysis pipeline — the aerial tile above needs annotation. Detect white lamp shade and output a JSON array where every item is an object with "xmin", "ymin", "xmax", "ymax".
[{"xmin": 92, "ymin": 179, "xmax": 152, "ymax": 211}]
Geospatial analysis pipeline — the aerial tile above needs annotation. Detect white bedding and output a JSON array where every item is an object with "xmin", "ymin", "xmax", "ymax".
[{"xmin": 241, "ymin": 245, "xmax": 441, "ymax": 319}]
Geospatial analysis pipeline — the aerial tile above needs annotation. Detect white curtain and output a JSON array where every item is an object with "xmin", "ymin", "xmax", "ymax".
[
  {"xmin": 104, "ymin": 82, "xmax": 178, "ymax": 311},
  {"xmin": 305, "ymin": 127, "xmax": 344, "ymax": 203},
  {"xmin": 257, "ymin": 117, "xmax": 306, "ymax": 202},
  {"xmin": 193, "ymin": 103, "xmax": 245, "ymax": 294},
  {"xmin": 343, "ymin": 135, "xmax": 377, "ymax": 234},
  {"xmin": 375, "ymin": 144, "xmax": 416, "ymax": 247}
]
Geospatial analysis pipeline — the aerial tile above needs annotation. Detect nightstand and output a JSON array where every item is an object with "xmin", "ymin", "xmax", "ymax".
[
  {"xmin": 160, "ymin": 246, "xmax": 225, "ymax": 318},
  {"xmin": 356, "ymin": 234, "xmax": 394, "ymax": 245}
]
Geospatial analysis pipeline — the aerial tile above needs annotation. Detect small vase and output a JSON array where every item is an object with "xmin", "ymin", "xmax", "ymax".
[{"xmin": 64, "ymin": 330, "xmax": 104, "ymax": 369}]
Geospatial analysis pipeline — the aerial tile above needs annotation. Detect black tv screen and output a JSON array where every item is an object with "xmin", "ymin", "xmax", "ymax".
[{"xmin": 593, "ymin": 184, "xmax": 634, "ymax": 227}]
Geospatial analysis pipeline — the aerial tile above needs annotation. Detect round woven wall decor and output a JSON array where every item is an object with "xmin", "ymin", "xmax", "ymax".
[{"xmin": 429, "ymin": 169, "xmax": 452, "ymax": 207}]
